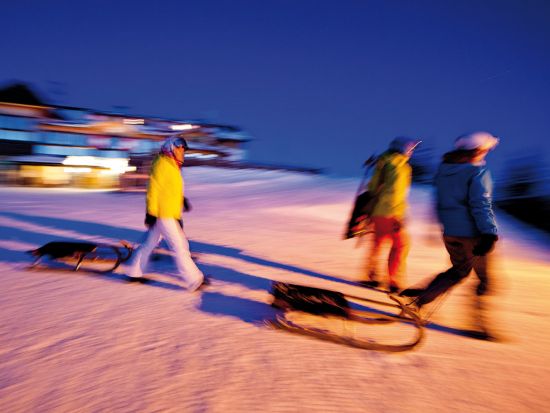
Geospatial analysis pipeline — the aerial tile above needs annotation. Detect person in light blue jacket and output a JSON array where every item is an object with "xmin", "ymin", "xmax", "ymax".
[
  {"xmin": 402, "ymin": 132, "xmax": 500, "ymax": 338},
  {"xmin": 435, "ymin": 140, "xmax": 498, "ymax": 239}
]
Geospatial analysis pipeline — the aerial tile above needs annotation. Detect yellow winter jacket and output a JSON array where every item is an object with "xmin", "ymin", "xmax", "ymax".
[
  {"xmin": 367, "ymin": 151, "xmax": 412, "ymax": 219},
  {"xmin": 146, "ymin": 155, "xmax": 183, "ymax": 219}
]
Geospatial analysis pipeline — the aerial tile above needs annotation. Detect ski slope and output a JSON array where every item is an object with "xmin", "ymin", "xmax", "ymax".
[{"xmin": 0, "ymin": 166, "xmax": 549, "ymax": 412}]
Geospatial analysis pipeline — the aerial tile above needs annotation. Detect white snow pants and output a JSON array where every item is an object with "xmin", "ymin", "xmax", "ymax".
[{"xmin": 127, "ymin": 218, "xmax": 204, "ymax": 290}]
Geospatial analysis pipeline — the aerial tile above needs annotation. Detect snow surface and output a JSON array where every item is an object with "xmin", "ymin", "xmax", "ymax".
[{"xmin": 0, "ymin": 166, "xmax": 549, "ymax": 412}]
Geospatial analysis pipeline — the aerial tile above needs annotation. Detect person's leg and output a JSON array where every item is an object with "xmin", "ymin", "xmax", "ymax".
[
  {"xmin": 365, "ymin": 217, "xmax": 389, "ymax": 284},
  {"xmin": 470, "ymin": 242, "xmax": 499, "ymax": 338},
  {"xmin": 446, "ymin": 236, "xmax": 475, "ymax": 273},
  {"xmin": 126, "ymin": 224, "xmax": 162, "ymax": 278},
  {"xmin": 472, "ymin": 242, "xmax": 491, "ymax": 295},
  {"xmin": 416, "ymin": 236, "xmax": 473, "ymax": 306},
  {"xmin": 157, "ymin": 218, "xmax": 204, "ymax": 290},
  {"xmin": 388, "ymin": 219, "xmax": 409, "ymax": 291}
]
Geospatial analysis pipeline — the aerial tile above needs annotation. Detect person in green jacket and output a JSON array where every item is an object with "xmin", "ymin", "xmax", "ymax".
[
  {"xmin": 126, "ymin": 136, "xmax": 206, "ymax": 291},
  {"xmin": 361, "ymin": 137, "xmax": 420, "ymax": 293}
]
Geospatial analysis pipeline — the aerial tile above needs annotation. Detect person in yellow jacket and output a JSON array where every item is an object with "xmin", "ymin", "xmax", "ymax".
[
  {"xmin": 361, "ymin": 137, "xmax": 420, "ymax": 293},
  {"xmin": 126, "ymin": 136, "xmax": 206, "ymax": 290}
]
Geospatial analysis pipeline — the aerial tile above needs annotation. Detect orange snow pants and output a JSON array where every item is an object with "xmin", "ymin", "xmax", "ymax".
[{"xmin": 367, "ymin": 216, "xmax": 409, "ymax": 287}]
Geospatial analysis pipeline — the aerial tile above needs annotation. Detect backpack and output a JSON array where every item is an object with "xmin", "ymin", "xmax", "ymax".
[
  {"xmin": 344, "ymin": 190, "xmax": 379, "ymax": 238},
  {"xmin": 344, "ymin": 160, "xmax": 387, "ymax": 239}
]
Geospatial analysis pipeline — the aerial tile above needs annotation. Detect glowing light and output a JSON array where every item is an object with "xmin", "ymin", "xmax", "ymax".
[
  {"xmin": 62, "ymin": 156, "xmax": 132, "ymax": 174},
  {"xmin": 185, "ymin": 153, "xmax": 219, "ymax": 159},
  {"xmin": 63, "ymin": 167, "xmax": 92, "ymax": 173},
  {"xmin": 171, "ymin": 124, "xmax": 197, "ymax": 131},
  {"xmin": 123, "ymin": 118, "xmax": 144, "ymax": 125}
]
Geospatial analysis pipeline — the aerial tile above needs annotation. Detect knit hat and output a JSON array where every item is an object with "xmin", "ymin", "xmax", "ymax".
[
  {"xmin": 388, "ymin": 137, "xmax": 422, "ymax": 155},
  {"xmin": 160, "ymin": 136, "xmax": 189, "ymax": 156}
]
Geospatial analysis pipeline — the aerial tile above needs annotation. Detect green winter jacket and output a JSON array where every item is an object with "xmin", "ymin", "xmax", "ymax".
[{"xmin": 367, "ymin": 151, "xmax": 412, "ymax": 219}]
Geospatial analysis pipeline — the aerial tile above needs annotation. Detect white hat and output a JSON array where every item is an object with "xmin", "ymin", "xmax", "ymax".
[{"xmin": 454, "ymin": 132, "xmax": 499, "ymax": 151}]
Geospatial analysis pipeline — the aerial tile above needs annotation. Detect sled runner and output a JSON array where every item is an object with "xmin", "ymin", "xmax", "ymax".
[
  {"xmin": 28, "ymin": 240, "xmax": 133, "ymax": 273},
  {"xmin": 268, "ymin": 281, "xmax": 425, "ymax": 352}
]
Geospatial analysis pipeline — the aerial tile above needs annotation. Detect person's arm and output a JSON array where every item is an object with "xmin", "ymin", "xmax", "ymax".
[
  {"xmin": 146, "ymin": 156, "xmax": 170, "ymax": 219},
  {"xmin": 468, "ymin": 168, "xmax": 498, "ymax": 236},
  {"xmin": 469, "ymin": 168, "xmax": 498, "ymax": 255},
  {"xmin": 367, "ymin": 160, "xmax": 389, "ymax": 195},
  {"xmin": 146, "ymin": 171, "xmax": 160, "ymax": 217}
]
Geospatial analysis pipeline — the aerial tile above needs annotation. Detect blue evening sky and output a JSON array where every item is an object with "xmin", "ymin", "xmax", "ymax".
[{"xmin": 1, "ymin": 0, "xmax": 549, "ymax": 177}]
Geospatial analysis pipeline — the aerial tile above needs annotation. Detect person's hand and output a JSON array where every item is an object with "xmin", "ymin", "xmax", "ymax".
[
  {"xmin": 473, "ymin": 234, "xmax": 498, "ymax": 256},
  {"xmin": 144, "ymin": 213, "xmax": 157, "ymax": 228},
  {"xmin": 345, "ymin": 215, "xmax": 367, "ymax": 238},
  {"xmin": 183, "ymin": 198, "xmax": 192, "ymax": 212},
  {"xmin": 392, "ymin": 220, "xmax": 403, "ymax": 233}
]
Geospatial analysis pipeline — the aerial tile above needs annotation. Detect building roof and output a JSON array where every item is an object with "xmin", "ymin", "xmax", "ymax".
[
  {"xmin": 0, "ymin": 83, "xmax": 48, "ymax": 106},
  {"xmin": 0, "ymin": 82, "xmax": 251, "ymax": 141}
]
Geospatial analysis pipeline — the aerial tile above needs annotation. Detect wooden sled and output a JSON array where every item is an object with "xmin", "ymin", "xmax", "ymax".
[{"xmin": 268, "ymin": 282, "xmax": 425, "ymax": 352}]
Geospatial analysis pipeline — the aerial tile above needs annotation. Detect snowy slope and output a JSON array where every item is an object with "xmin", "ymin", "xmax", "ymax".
[{"xmin": 0, "ymin": 166, "xmax": 549, "ymax": 412}]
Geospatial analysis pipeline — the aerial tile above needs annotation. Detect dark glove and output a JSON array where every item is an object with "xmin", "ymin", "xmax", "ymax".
[
  {"xmin": 144, "ymin": 213, "xmax": 157, "ymax": 228},
  {"xmin": 183, "ymin": 198, "xmax": 192, "ymax": 212},
  {"xmin": 473, "ymin": 234, "xmax": 498, "ymax": 256},
  {"xmin": 392, "ymin": 220, "xmax": 403, "ymax": 233}
]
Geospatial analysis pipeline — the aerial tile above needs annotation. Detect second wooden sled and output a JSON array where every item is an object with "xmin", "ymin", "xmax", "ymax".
[{"xmin": 268, "ymin": 282, "xmax": 424, "ymax": 352}]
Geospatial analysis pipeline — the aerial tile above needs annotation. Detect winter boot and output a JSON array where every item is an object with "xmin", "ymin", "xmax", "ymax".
[{"xmin": 358, "ymin": 271, "xmax": 379, "ymax": 288}]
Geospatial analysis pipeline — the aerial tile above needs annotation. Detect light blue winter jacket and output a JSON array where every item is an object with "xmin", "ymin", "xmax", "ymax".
[{"xmin": 435, "ymin": 159, "xmax": 498, "ymax": 237}]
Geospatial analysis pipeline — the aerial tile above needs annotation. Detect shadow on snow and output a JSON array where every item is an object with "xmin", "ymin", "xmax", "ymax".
[{"xmin": 0, "ymin": 211, "xmax": 491, "ymax": 339}]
